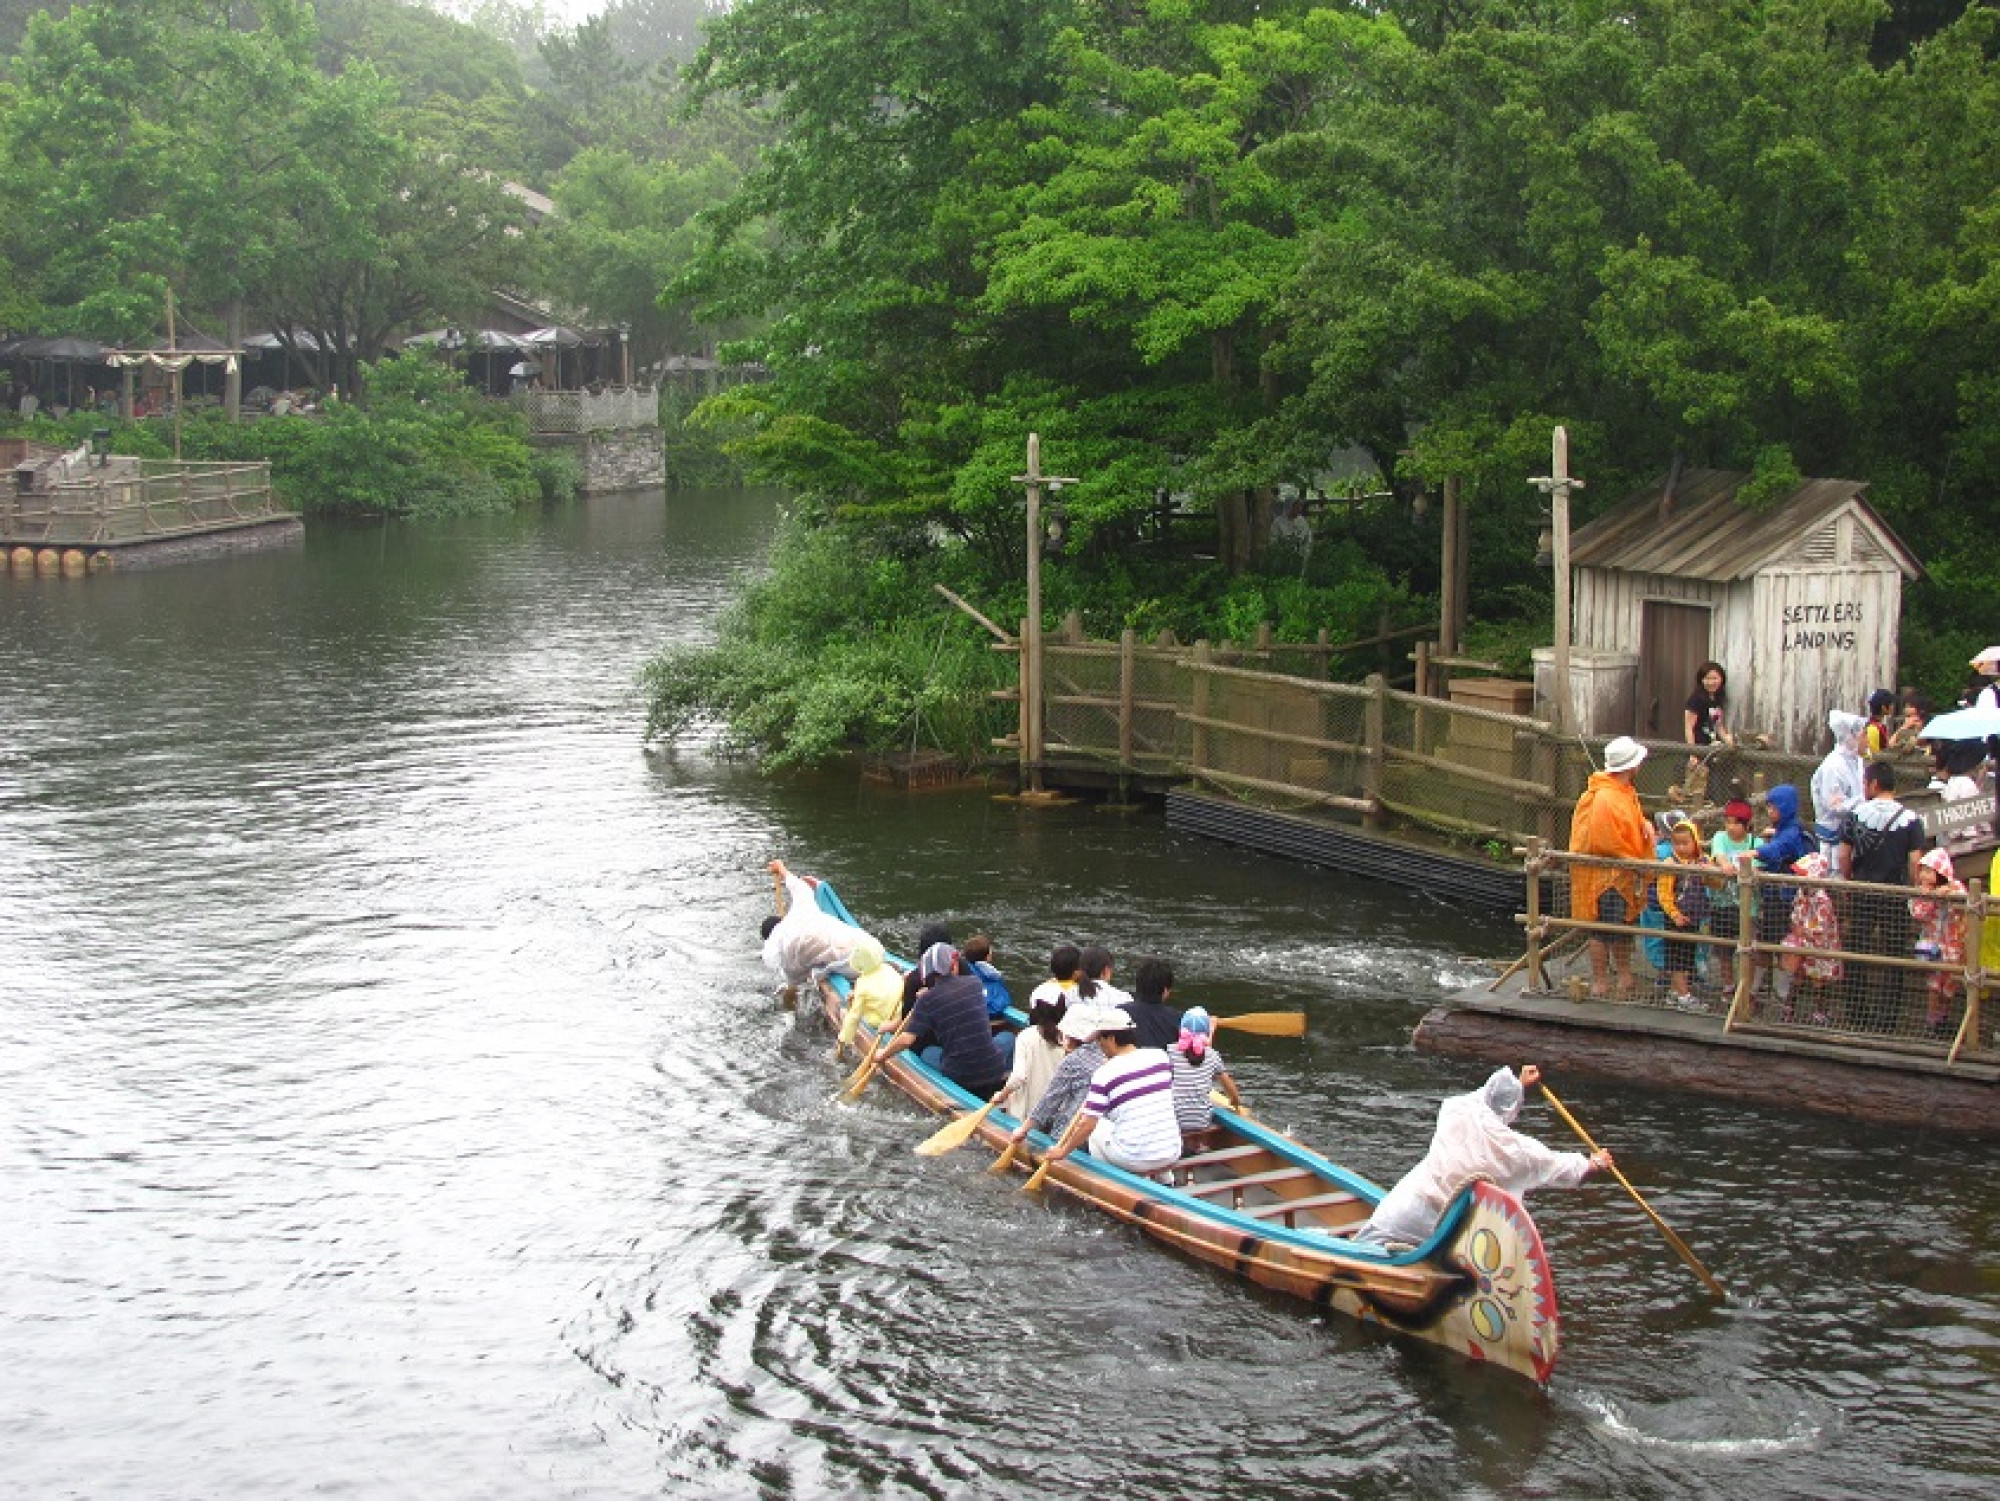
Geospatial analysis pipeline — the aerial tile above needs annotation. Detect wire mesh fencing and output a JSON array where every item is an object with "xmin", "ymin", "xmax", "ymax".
[{"xmin": 1524, "ymin": 846, "xmax": 1996, "ymax": 1063}]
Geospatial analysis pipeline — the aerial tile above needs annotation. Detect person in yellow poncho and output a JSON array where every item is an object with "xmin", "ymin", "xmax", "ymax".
[
  {"xmin": 1569, "ymin": 736, "xmax": 1657, "ymax": 999},
  {"xmin": 830, "ymin": 934, "xmax": 907, "ymax": 1061}
]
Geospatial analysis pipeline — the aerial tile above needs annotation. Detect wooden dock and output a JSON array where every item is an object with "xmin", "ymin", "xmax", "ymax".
[
  {"xmin": 2, "ymin": 456, "xmax": 298, "ymax": 569},
  {"xmin": 1416, "ymin": 982, "xmax": 2000, "ymax": 1136}
]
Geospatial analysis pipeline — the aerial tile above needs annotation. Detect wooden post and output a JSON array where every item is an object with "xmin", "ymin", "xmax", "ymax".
[
  {"xmin": 1254, "ymin": 621, "xmax": 1272, "ymax": 662},
  {"xmin": 1440, "ymin": 475, "xmax": 1463, "ymax": 657},
  {"xmin": 1524, "ymin": 837, "xmax": 1545, "ymax": 991},
  {"xmin": 1414, "ymin": 639, "xmax": 1431, "ymax": 699},
  {"xmin": 1190, "ymin": 641, "xmax": 1213, "ymax": 779},
  {"xmin": 1118, "ymin": 628, "xmax": 1136, "ymax": 770},
  {"xmin": 1012, "ymin": 434, "xmax": 1076, "ymax": 798},
  {"xmin": 1530, "ymin": 430, "xmax": 1582, "ymax": 736},
  {"xmin": 1724, "ymin": 851, "xmax": 1757, "ymax": 1031},
  {"xmin": 1315, "ymin": 627, "xmax": 1330, "ymax": 681},
  {"xmin": 1017, "ymin": 617, "xmax": 1031, "ymax": 787},
  {"xmin": 1363, "ymin": 672, "xmax": 1385, "ymax": 829},
  {"xmin": 1953, "ymin": 878, "xmax": 1987, "ymax": 1064},
  {"xmin": 1531, "ymin": 729, "xmax": 1559, "ymax": 847}
]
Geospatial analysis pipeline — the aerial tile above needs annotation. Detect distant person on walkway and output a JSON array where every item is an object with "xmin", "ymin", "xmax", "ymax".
[
  {"xmin": 1864, "ymin": 689, "xmax": 1898, "ymax": 758},
  {"xmin": 1834, "ymin": 760, "xmax": 1927, "ymax": 1031},
  {"xmin": 1568, "ymin": 736, "xmax": 1655, "ymax": 999},
  {"xmin": 1752, "ymin": 785, "xmax": 1816, "ymax": 1003},
  {"xmin": 1707, "ymin": 800, "xmax": 1760, "ymax": 997},
  {"xmin": 1889, "ymin": 693, "xmax": 1931, "ymax": 754},
  {"xmin": 1811, "ymin": 710, "xmax": 1869, "ymax": 846},
  {"xmin": 1656, "ymin": 813, "xmax": 1711, "ymax": 1012},
  {"xmin": 1777, "ymin": 850, "xmax": 1843, "ymax": 1026},
  {"xmin": 1968, "ymin": 648, "xmax": 2000, "ymax": 709},
  {"xmin": 1348, "ymin": 1065, "xmax": 1611, "ymax": 1251},
  {"xmin": 1908, "ymin": 848, "xmax": 1968, "ymax": 1040},
  {"xmin": 760, "ymin": 858, "xmax": 873, "ymax": 993}
]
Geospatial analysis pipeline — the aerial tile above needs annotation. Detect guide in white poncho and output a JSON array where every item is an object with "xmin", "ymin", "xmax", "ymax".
[{"xmin": 1351, "ymin": 1065, "xmax": 1612, "ymax": 1250}]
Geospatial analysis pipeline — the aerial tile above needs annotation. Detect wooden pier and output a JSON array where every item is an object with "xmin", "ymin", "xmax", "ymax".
[{"xmin": 1, "ymin": 456, "xmax": 297, "ymax": 568}]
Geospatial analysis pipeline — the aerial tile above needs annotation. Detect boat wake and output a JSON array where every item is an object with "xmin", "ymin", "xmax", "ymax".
[{"xmin": 1579, "ymin": 1390, "xmax": 1828, "ymax": 1456}]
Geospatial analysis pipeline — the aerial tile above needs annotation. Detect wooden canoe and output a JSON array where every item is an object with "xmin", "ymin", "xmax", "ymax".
[{"xmin": 808, "ymin": 883, "xmax": 1561, "ymax": 1385}]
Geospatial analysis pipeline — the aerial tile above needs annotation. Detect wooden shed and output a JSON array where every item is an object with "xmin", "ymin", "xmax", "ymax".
[{"xmin": 1561, "ymin": 468, "xmax": 1921, "ymax": 754}]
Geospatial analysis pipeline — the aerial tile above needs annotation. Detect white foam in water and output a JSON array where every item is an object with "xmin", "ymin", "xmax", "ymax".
[{"xmin": 1580, "ymin": 1391, "xmax": 1825, "ymax": 1456}]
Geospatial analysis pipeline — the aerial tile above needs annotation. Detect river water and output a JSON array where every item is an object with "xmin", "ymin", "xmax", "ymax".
[{"xmin": 0, "ymin": 489, "xmax": 1994, "ymax": 1498}]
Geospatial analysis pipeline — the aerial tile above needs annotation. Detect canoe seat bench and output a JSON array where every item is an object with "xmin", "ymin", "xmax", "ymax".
[
  {"xmin": 1180, "ymin": 1167, "xmax": 1315, "ymax": 1208},
  {"xmin": 1239, "ymin": 1191, "xmax": 1361, "ymax": 1225}
]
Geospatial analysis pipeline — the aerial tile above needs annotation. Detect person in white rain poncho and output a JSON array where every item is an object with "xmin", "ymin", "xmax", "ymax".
[
  {"xmin": 1350, "ymin": 1065, "xmax": 1612, "ymax": 1251},
  {"xmin": 1811, "ymin": 710, "xmax": 1869, "ymax": 845},
  {"xmin": 760, "ymin": 859, "xmax": 875, "ymax": 991}
]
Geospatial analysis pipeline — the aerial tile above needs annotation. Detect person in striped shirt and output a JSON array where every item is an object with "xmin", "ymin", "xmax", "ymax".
[
  {"xmin": 1041, "ymin": 1011, "xmax": 1182, "ymax": 1175},
  {"xmin": 1168, "ymin": 1006, "xmax": 1241, "ymax": 1145}
]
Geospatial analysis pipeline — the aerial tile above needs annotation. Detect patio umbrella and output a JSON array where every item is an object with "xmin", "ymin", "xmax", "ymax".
[
  {"xmin": 508, "ymin": 360, "xmax": 541, "ymax": 377},
  {"xmin": 1919, "ymin": 705, "xmax": 2000, "ymax": 742}
]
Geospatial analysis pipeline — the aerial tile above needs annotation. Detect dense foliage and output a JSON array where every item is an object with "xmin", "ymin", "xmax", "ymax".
[{"xmin": 636, "ymin": 0, "xmax": 2000, "ymax": 763}]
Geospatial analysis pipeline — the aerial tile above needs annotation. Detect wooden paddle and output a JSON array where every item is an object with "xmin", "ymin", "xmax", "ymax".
[
  {"xmin": 914, "ymin": 1096, "xmax": 1002, "ymax": 1157},
  {"xmin": 1539, "ymin": 1084, "xmax": 1729, "ymax": 1301},
  {"xmin": 1212, "ymin": 1011, "xmax": 1307, "ymax": 1038},
  {"xmin": 988, "ymin": 1136, "xmax": 1024, "ymax": 1174},
  {"xmin": 769, "ymin": 870, "xmax": 796, "ymax": 1012},
  {"xmin": 840, "ymin": 1024, "xmax": 900, "ymax": 1100},
  {"xmin": 1020, "ymin": 1150, "xmax": 1057, "ymax": 1195}
]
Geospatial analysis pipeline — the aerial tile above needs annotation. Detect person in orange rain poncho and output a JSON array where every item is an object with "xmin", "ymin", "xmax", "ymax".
[{"xmin": 1569, "ymin": 736, "xmax": 1657, "ymax": 999}]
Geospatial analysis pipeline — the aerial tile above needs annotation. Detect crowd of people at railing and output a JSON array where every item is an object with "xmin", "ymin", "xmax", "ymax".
[{"xmin": 1564, "ymin": 653, "xmax": 2000, "ymax": 1046}]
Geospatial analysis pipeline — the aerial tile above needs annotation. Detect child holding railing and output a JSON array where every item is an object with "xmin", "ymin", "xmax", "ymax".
[{"xmin": 1909, "ymin": 848, "xmax": 1967, "ymax": 1041}]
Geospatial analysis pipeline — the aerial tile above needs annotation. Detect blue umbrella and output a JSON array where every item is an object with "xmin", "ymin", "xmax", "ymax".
[{"xmin": 1919, "ymin": 705, "xmax": 2000, "ymax": 742}]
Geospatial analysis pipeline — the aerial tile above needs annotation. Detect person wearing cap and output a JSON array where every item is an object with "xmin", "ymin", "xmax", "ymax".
[
  {"xmin": 1349, "ymin": 1065, "xmax": 1612, "ymax": 1251},
  {"xmin": 873, "ymin": 943, "xmax": 1013, "ymax": 1096},
  {"xmin": 1706, "ymin": 798, "xmax": 1761, "ymax": 997},
  {"xmin": 1568, "ymin": 735, "xmax": 1655, "ymax": 999},
  {"xmin": 1168, "ymin": 1007, "xmax": 1241, "ymax": 1149},
  {"xmin": 1970, "ymin": 647, "xmax": 2000, "ymax": 710},
  {"xmin": 1007, "ymin": 1003, "xmax": 1115, "ymax": 1150},
  {"xmin": 829, "ymin": 935, "xmax": 907, "ymax": 1062},
  {"xmin": 761, "ymin": 859, "xmax": 875, "ymax": 992},
  {"xmin": 1041, "ymin": 1008, "xmax": 1181, "ymax": 1175}
]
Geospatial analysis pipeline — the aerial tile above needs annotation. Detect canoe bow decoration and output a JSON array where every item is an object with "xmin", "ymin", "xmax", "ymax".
[
  {"xmin": 805, "ymin": 881, "xmax": 1565, "ymax": 1385},
  {"xmin": 1450, "ymin": 1182, "xmax": 1561, "ymax": 1383}
]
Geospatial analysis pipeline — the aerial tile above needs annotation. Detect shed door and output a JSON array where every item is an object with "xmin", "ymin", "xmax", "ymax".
[{"xmin": 1638, "ymin": 601, "xmax": 1711, "ymax": 740}]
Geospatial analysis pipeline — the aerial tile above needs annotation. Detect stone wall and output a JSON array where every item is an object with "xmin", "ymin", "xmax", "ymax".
[{"xmin": 534, "ymin": 429, "xmax": 664, "ymax": 493}]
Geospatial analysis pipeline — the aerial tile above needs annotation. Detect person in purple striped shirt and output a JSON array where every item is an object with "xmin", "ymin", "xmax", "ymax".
[{"xmin": 1040, "ymin": 1010, "xmax": 1182, "ymax": 1175}]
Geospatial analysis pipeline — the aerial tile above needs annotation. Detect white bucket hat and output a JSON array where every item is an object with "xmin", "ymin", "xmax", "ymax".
[{"xmin": 1603, "ymin": 735, "xmax": 1647, "ymax": 774}]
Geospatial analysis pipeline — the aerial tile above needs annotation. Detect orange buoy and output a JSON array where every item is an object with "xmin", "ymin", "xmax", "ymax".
[
  {"xmin": 8, "ymin": 546, "xmax": 32, "ymax": 572},
  {"xmin": 35, "ymin": 548, "xmax": 59, "ymax": 574},
  {"xmin": 88, "ymin": 550, "xmax": 112, "ymax": 572},
  {"xmin": 61, "ymin": 549, "xmax": 86, "ymax": 575}
]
